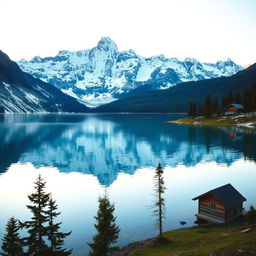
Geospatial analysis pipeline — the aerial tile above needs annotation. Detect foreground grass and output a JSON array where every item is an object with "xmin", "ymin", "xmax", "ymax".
[
  {"xmin": 169, "ymin": 114, "xmax": 256, "ymax": 126},
  {"xmin": 129, "ymin": 223, "xmax": 256, "ymax": 256}
]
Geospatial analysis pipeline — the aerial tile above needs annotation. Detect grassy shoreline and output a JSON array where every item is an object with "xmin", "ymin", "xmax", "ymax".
[
  {"xmin": 168, "ymin": 113, "xmax": 256, "ymax": 127},
  {"xmin": 116, "ymin": 222, "xmax": 256, "ymax": 256}
]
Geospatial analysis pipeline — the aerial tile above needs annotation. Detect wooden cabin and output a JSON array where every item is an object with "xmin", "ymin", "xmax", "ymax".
[
  {"xmin": 224, "ymin": 103, "xmax": 244, "ymax": 116},
  {"xmin": 192, "ymin": 184, "xmax": 246, "ymax": 223}
]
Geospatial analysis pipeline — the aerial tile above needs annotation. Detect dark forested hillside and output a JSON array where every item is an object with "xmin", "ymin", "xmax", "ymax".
[{"xmin": 96, "ymin": 63, "xmax": 256, "ymax": 113}]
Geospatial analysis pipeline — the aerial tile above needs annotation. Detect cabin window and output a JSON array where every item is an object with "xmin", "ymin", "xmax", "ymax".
[{"xmin": 211, "ymin": 203, "xmax": 216, "ymax": 210}]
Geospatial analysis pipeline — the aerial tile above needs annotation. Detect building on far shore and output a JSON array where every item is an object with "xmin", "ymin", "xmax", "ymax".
[
  {"xmin": 0, "ymin": 106, "xmax": 4, "ymax": 113},
  {"xmin": 224, "ymin": 103, "xmax": 244, "ymax": 116},
  {"xmin": 192, "ymin": 184, "xmax": 246, "ymax": 224}
]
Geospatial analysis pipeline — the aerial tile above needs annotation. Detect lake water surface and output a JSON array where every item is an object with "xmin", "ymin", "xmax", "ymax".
[{"xmin": 0, "ymin": 114, "xmax": 256, "ymax": 255}]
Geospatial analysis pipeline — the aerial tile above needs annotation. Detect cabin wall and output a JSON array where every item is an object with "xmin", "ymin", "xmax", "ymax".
[
  {"xmin": 224, "ymin": 107, "xmax": 243, "ymax": 116},
  {"xmin": 198, "ymin": 195, "xmax": 226, "ymax": 221},
  {"xmin": 227, "ymin": 107, "xmax": 237, "ymax": 112},
  {"xmin": 198, "ymin": 196, "xmax": 243, "ymax": 223},
  {"xmin": 199, "ymin": 195, "xmax": 225, "ymax": 213},
  {"xmin": 226, "ymin": 203, "xmax": 243, "ymax": 222}
]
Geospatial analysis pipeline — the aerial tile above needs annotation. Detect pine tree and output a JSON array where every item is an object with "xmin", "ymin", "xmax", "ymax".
[
  {"xmin": 188, "ymin": 102, "xmax": 197, "ymax": 117},
  {"xmin": 221, "ymin": 95, "xmax": 229, "ymax": 111},
  {"xmin": 202, "ymin": 94, "xmax": 212, "ymax": 117},
  {"xmin": 1, "ymin": 217, "xmax": 24, "ymax": 256},
  {"xmin": 22, "ymin": 174, "xmax": 51, "ymax": 256},
  {"xmin": 151, "ymin": 162, "xmax": 166, "ymax": 241},
  {"xmin": 243, "ymin": 88, "xmax": 253, "ymax": 111},
  {"xmin": 212, "ymin": 98, "xmax": 219, "ymax": 115},
  {"xmin": 227, "ymin": 91, "xmax": 234, "ymax": 104},
  {"xmin": 193, "ymin": 101, "xmax": 197, "ymax": 116},
  {"xmin": 234, "ymin": 93, "xmax": 242, "ymax": 104},
  {"xmin": 192, "ymin": 102, "xmax": 197, "ymax": 117},
  {"xmin": 88, "ymin": 193, "xmax": 120, "ymax": 256},
  {"xmin": 188, "ymin": 102, "xmax": 193, "ymax": 117},
  {"xmin": 198, "ymin": 104, "xmax": 203, "ymax": 116},
  {"xmin": 252, "ymin": 84, "xmax": 256, "ymax": 110},
  {"xmin": 46, "ymin": 196, "xmax": 72, "ymax": 256}
]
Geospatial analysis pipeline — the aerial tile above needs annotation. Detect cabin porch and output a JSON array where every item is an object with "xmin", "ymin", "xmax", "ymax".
[{"xmin": 196, "ymin": 208, "xmax": 225, "ymax": 224}]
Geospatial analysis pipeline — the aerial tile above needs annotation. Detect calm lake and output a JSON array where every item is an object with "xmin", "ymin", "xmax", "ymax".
[{"xmin": 0, "ymin": 113, "xmax": 256, "ymax": 255}]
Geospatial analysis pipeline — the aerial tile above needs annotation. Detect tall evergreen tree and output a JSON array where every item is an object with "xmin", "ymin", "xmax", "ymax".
[
  {"xmin": 212, "ymin": 98, "xmax": 219, "ymax": 115},
  {"xmin": 188, "ymin": 102, "xmax": 197, "ymax": 117},
  {"xmin": 46, "ymin": 196, "xmax": 72, "ymax": 256},
  {"xmin": 192, "ymin": 102, "xmax": 197, "ymax": 117},
  {"xmin": 243, "ymin": 87, "xmax": 253, "ymax": 111},
  {"xmin": 1, "ymin": 217, "xmax": 24, "ymax": 256},
  {"xmin": 227, "ymin": 91, "xmax": 234, "ymax": 104},
  {"xmin": 88, "ymin": 192, "xmax": 120, "ymax": 256},
  {"xmin": 221, "ymin": 95, "xmax": 229, "ymax": 111},
  {"xmin": 234, "ymin": 93, "xmax": 242, "ymax": 104},
  {"xmin": 151, "ymin": 162, "xmax": 166, "ymax": 240},
  {"xmin": 188, "ymin": 102, "xmax": 193, "ymax": 117},
  {"xmin": 22, "ymin": 174, "xmax": 51, "ymax": 256},
  {"xmin": 252, "ymin": 84, "xmax": 256, "ymax": 110},
  {"xmin": 198, "ymin": 104, "xmax": 203, "ymax": 116},
  {"xmin": 202, "ymin": 94, "xmax": 212, "ymax": 117}
]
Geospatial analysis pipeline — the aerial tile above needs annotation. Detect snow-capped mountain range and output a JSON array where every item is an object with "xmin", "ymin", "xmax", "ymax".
[
  {"xmin": 18, "ymin": 37, "xmax": 243, "ymax": 108},
  {"xmin": 0, "ymin": 50, "xmax": 87, "ymax": 113}
]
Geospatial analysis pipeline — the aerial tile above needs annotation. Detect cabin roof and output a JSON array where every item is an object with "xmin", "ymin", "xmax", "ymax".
[
  {"xmin": 225, "ymin": 103, "xmax": 244, "ymax": 109},
  {"xmin": 192, "ymin": 184, "xmax": 246, "ymax": 208}
]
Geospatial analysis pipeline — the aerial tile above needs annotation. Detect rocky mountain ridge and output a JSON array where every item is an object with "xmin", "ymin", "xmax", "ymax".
[
  {"xmin": 0, "ymin": 50, "xmax": 88, "ymax": 113},
  {"xmin": 18, "ymin": 37, "xmax": 243, "ymax": 107}
]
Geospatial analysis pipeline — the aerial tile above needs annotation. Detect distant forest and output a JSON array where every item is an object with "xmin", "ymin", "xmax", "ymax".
[
  {"xmin": 188, "ymin": 84, "xmax": 256, "ymax": 117},
  {"xmin": 96, "ymin": 64, "xmax": 256, "ymax": 113}
]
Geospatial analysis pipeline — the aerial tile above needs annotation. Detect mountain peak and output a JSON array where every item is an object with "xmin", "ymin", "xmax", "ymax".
[
  {"xmin": 31, "ymin": 56, "xmax": 42, "ymax": 63},
  {"xmin": 0, "ymin": 50, "xmax": 11, "ymax": 62},
  {"xmin": 216, "ymin": 58, "xmax": 235, "ymax": 65},
  {"xmin": 17, "ymin": 39, "xmax": 244, "ymax": 108},
  {"xmin": 97, "ymin": 37, "xmax": 118, "ymax": 52},
  {"xmin": 224, "ymin": 58, "xmax": 236, "ymax": 65},
  {"xmin": 0, "ymin": 50, "xmax": 22, "ymax": 79},
  {"xmin": 184, "ymin": 57, "xmax": 199, "ymax": 63}
]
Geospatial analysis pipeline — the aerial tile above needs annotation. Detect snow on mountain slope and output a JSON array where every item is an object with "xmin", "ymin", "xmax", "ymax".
[
  {"xmin": 18, "ymin": 37, "xmax": 243, "ymax": 107},
  {"xmin": 0, "ymin": 50, "xmax": 88, "ymax": 113}
]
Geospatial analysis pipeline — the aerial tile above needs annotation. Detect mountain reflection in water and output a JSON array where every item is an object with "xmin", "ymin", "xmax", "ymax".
[{"xmin": 0, "ymin": 114, "xmax": 255, "ymax": 185}]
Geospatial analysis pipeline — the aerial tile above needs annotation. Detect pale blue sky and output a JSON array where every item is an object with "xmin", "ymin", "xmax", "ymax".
[{"xmin": 0, "ymin": 0, "xmax": 255, "ymax": 66}]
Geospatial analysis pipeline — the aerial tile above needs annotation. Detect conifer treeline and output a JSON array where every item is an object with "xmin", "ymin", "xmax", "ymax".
[
  {"xmin": 1, "ymin": 164, "xmax": 167, "ymax": 256},
  {"xmin": 1, "ymin": 175, "xmax": 72, "ymax": 256},
  {"xmin": 188, "ymin": 85, "xmax": 256, "ymax": 117},
  {"xmin": 1, "ymin": 175, "xmax": 120, "ymax": 256}
]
